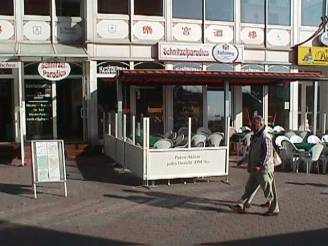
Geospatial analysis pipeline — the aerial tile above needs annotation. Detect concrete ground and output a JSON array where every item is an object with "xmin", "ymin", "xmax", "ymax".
[{"xmin": 0, "ymin": 154, "xmax": 327, "ymax": 246}]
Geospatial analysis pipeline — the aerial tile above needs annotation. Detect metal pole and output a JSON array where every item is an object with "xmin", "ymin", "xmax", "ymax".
[
  {"xmin": 188, "ymin": 117, "xmax": 191, "ymax": 148},
  {"xmin": 313, "ymin": 81, "xmax": 318, "ymax": 135},
  {"xmin": 224, "ymin": 82, "xmax": 230, "ymax": 145},
  {"xmin": 18, "ymin": 62, "xmax": 25, "ymax": 166}
]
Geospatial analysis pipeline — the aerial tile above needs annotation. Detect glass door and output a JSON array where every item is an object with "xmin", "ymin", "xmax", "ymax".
[
  {"xmin": 56, "ymin": 78, "xmax": 83, "ymax": 141},
  {"xmin": 0, "ymin": 79, "xmax": 14, "ymax": 142}
]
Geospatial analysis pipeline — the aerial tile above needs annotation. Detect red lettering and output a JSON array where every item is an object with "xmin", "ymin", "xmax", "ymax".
[{"xmin": 143, "ymin": 26, "xmax": 153, "ymax": 35}]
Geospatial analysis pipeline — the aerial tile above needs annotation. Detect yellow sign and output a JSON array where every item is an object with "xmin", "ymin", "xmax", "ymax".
[{"xmin": 298, "ymin": 46, "xmax": 328, "ymax": 66}]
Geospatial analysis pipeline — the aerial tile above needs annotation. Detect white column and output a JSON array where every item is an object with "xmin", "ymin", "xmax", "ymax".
[
  {"xmin": 263, "ymin": 86, "xmax": 268, "ymax": 125},
  {"xmin": 86, "ymin": 60, "xmax": 98, "ymax": 144},
  {"xmin": 203, "ymin": 86, "xmax": 208, "ymax": 128},
  {"xmin": 18, "ymin": 62, "xmax": 25, "ymax": 166},
  {"xmin": 52, "ymin": 81, "xmax": 57, "ymax": 138},
  {"xmin": 164, "ymin": 64, "xmax": 174, "ymax": 132},
  {"xmin": 289, "ymin": 81, "xmax": 299, "ymax": 131},
  {"xmin": 313, "ymin": 81, "xmax": 318, "ymax": 135},
  {"xmin": 233, "ymin": 86, "xmax": 243, "ymax": 129}
]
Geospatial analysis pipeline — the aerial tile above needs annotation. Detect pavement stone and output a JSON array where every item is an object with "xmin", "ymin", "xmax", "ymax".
[{"xmin": 0, "ymin": 154, "xmax": 327, "ymax": 246}]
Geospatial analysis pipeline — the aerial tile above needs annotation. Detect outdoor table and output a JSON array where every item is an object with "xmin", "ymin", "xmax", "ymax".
[
  {"xmin": 135, "ymin": 135, "xmax": 161, "ymax": 148},
  {"xmin": 294, "ymin": 143, "xmax": 314, "ymax": 151}
]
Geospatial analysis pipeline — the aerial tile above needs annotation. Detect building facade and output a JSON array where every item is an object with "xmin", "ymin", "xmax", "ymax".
[{"xmin": 0, "ymin": 0, "xmax": 327, "ymax": 146}]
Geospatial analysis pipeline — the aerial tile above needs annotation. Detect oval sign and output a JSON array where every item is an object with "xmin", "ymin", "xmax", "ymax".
[
  {"xmin": 320, "ymin": 32, "xmax": 328, "ymax": 46},
  {"xmin": 38, "ymin": 63, "xmax": 71, "ymax": 81},
  {"xmin": 212, "ymin": 43, "xmax": 239, "ymax": 63}
]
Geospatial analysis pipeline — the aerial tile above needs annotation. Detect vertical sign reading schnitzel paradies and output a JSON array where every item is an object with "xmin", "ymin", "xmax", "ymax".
[{"xmin": 38, "ymin": 63, "xmax": 71, "ymax": 81}]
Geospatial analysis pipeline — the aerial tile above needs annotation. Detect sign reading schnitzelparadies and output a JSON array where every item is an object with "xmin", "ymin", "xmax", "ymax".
[{"xmin": 298, "ymin": 46, "xmax": 328, "ymax": 66}]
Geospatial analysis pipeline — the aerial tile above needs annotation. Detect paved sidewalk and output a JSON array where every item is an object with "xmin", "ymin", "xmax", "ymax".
[{"xmin": 0, "ymin": 155, "xmax": 327, "ymax": 246}]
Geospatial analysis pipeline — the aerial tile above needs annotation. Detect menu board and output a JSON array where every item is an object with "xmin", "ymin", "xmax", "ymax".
[
  {"xmin": 25, "ymin": 81, "xmax": 52, "ymax": 122},
  {"xmin": 33, "ymin": 140, "xmax": 64, "ymax": 183}
]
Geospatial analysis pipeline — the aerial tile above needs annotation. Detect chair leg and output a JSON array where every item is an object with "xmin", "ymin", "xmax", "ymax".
[{"xmin": 323, "ymin": 159, "xmax": 327, "ymax": 174}]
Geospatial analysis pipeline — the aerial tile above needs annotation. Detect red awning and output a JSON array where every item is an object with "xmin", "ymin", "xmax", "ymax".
[{"xmin": 116, "ymin": 70, "xmax": 325, "ymax": 85}]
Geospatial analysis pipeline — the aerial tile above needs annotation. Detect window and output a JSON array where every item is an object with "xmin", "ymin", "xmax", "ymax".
[
  {"xmin": 301, "ymin": 0, "xmax": 325, "ymax": 26},
  {"xmin": 241, "ymin": 0, "xmax": 264, "ymax": 24},
  {"xmin": 135, "ymin": 0, "xmax": 163, "ymax": 16},
  {"xmin": 56, "ymin": 0, "xmax": 81, "ymax": 17},
  {"xmin": 205, "ymin": 0, "xmax": 233, "ymax": 22},
  {"xmin": 268, "ymin": 0, "xmax": 291, "ymax": 25},
  {"xmin": 24, "ymin": 0, "xmax": 50, "ymax": 16},
  {"xmin": 173, "ymin": 0, "xmax": 202, "ymax": 19},
  {"xmin": 0, "ymin": 1, "xmax": 14, "ymax": 16},
  {"xmin": 98, "ymin": 0, "xmax": 129, "ymax": 14}
]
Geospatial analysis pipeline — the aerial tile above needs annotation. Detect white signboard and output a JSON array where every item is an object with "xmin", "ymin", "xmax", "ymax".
[
  {"xmin": 31, "ymin": 140, "xmax": 67, "ymax": 198},
  {"xmin": 241, "ymin": 27, "xmax": 264, "ymax": 45},
  {"xmin": 172, "ymin": 23, "xmax": 202, "ymax": 42},
  {"xmin": 24, "ymin": 21, "xmax": 51, "ymax": 41},
  {"xmin": 159, "ymin": 42, "xmax": 243, "ymax": 62},
  {"xmin": 133, "ymin": 21, "xmax": 164, "ymax": 41},
  {"xmin": 267, "ymin": 29, "xmax": 290, "ymax": 47},
  {"xmin": 0, "ymin": 62, "xmax": 18, "ymax": 69},
  {"xmin": 212, "ymin": 43, "xmax": 239, "ymax": 63},
  {"xmin": 147, "ymin": 148, "xmax": 227, "ymax": 180},
  {"xmin": 38, "ymin": 63, "xmax": 71, "ymax": 81},
  {"xmin": 97, "ymin": 20, "xmax": 129, "ymax": 40},
  {"xmin": 205, "ymin": 25, "xmax": 234, "ymax": 43}
]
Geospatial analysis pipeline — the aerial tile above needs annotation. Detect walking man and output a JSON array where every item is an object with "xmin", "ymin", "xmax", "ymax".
[{"xmin": 231, "ymin": 115, "xmax": 279, "ymax": 216}]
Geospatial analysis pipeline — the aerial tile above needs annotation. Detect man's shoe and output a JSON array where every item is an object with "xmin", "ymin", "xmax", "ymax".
[
  {"xmin": 230, "ymin": 204, "xmax": 245, "ymax": 213},
  {"xmin": 260, "ymin": 201, "xmax": 270, "ymax": 208},
  {"xmin": 263, "ymin": 210, "xmax": 279, "ymax": 216}
]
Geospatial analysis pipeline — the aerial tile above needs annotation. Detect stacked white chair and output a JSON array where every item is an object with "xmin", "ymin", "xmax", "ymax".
[
  {"xmin": 208, "ymin": 132, "xmax": 224, "ymax": 147},
  {"xmin": 307, "ymin": 135, "xmax": 322, "ymax": 144},
  {"xmin": 289, "ymin": 135, "xmax": 303, "ymax": 144}
]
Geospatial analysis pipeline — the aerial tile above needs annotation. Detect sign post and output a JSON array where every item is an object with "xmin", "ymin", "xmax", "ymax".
[{"xmin": 31, "ymin": 140, "xmax": 67, "ymax": 199}]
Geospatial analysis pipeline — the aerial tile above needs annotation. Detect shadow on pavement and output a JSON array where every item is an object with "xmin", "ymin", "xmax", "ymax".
[
  {"xmin": 200, "ymin": 228, "xmax": 328, "ymax": 246},
  {"xmin": 104, "ymin": 189, "xmax": 265, "ymax": 216},
  {"xmin": 0, "ymin": 220, "xmax": 142, "ymax": 246},
  {"xmin": 72, "ymin": 153, "xmax": 142, "ymax": 186},
  {"xmin": 0, "ymin": 183, "xmax": 32, "ymax": 196},
  {"xmin": 286, "ymin": 181, "xmax": 328, "ymax": 188}
]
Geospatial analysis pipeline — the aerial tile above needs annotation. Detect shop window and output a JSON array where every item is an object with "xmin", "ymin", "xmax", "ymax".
[
  {"xmin": 24, "ymin": 0, "xmax": 51, "ymax": 16},
  {"xmin": 207, "ymin": 86, "xmax": 228, "ymax": 133},
  {"xmin": 205, "ymin": 0, "xmax": 233, "ymax": 22},
  {"xmin": 241, "ymin": 0, "xmax": 264, "ymax": 24},
  {"xmin": 173, "ymin": 63, "xmax": 202, "ymax": 71},
  {"xmin": 0, "ymin": 69, "xmax": 13, "ymax": 75},
  {"xmin": 134, "ymin": 62, "xmax": 164, "ymax": 69},
  {"xmin": 301, "ymin": 0, "xmax": 325, "ymax": 26},
  {"xmin": 135, "ymin": 0, "xmax": 163, "ymax": 16},
  {"xmin": 173, "ymin": 0, "xmax": 202, "ymax": 20},
  {"xmin": 206, "ymin": 64, "xmax": 233, "ymax": 72},
  {"xmin": 56, "ymin": 0, "xmax": 81, "ymax": 17},
  {"xmin": 268, "ymin": 0, "xmax": 291, "ymax": 26},
  {"xmin": 98, "ymin": 0, "xmax": 129, "ymax": 15},
  {"xmin": 174, "ymin": 86, "xmax": 203, "ymax": 132},
  {"xmin": 0, "ymin": 1, "xmax": 14, "ymax": 16}
]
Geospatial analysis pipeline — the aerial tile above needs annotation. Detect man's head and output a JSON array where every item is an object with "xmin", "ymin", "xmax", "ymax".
[{"xmin": 252, "ymin": 115, "xmax": 264, "ymax": 132}]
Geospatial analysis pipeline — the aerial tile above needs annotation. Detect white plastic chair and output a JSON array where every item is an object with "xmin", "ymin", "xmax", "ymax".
[
  {"xmin": 192, "ymin": 134, "xmax": 207, "ymax": 147},
  {"xmin": 307, "ymin": 135, "xmax": 322, "ymax": 144},
  {"xmin": 196, "ymin": 127, "xmax": 212, "ymax": 137},
  {"xmin": 273, "ymin": 125, "xmax": 285, "ymax": 133},
  {"xmin": 153, "ymin": 139, "xmax": 173, "ymax": 149},
  {"xmin": 208, "ymin": 132, "xmax": 224, "ymax": 147},
  {"xmin": 299, "ymin": 143, "xmax": 324, "ymax": 174},
  {"xmin": 275, "ymin": 136, "xmax": 289, "ymax": 147},
  {"xmin": 321, "ymin": 134, "xmax": 328, "ymax": 143},
  {"xmin": 281, "ymin": 139, "xmax": 304, "ymax": 172},
  {"xmin": 289, "ymin": 135, "xmax": 303, "ymax": 144},
  {"xmin": 240, "ymin": 126, "xmax": 251, "ymax": 132},
  {"xmin": 285, "ymin": 131, "xmax": 297, "ymax": 139}
]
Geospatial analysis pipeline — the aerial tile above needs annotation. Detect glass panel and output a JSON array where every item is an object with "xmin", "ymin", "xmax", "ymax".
[
  {"xmin": 241, "ymin": 0, "xmax": 264, "ymax": 24},
  {"xmin": 98, "ymin": 0, "xmax": 128, "ymax": 14},
  {"xmin": 242, "ymin": 85, "xmax": 263, "ymax": 126},
  {"xmin": 135, "ymin": 62, "xmax": 164, "ymax": 69},
  {"xmin": 207, "ymin": 87, "xmax": 225, "ymax": 132},
  {"xmin": 25, "ymin": 80, "xmax": 53, "ymax": 140},
  {"xmin": 56, "ymin": 79, "xmax": 83, "ymax": 140},
  {"xmin": 301, "ymin": 0, "xmax": 324, "ymax": 26},
  {"xmin": 135, "ymin": 0, "xmax": 163, "ymax": 16},
  {"xmin": 174, "ymin": 86, "xmax": 203, "ymax": 132},
  {"xmin": 0, "ymin": 69, "xmax": 13, "ymax": 75},
  {"xmin": 173, "ymin": 63, "xmax": 202, "ymax": 71},
  {"xmin": 56, "ymin": 0, "xmax": 81, "ymax": 17},
  {"xmin": 97, "ymin": 80, "xmax": 117, "ymax": 139},
  {"xmin": 173, "ymin": 0, "xmax": 202, "ymax": 19},
  {"xmin": 136, "ymin": 87, "xmax": 163, "ymax": 135},
  {"xmin": 0, "ymin": 0, "xmax": 14, "ymax": 15},
  {"xmin": 206, "ymin": 64, "xmax": 234, "ymax": 72},
  {"xmin": 24, "ymin": 0, "xmax": 51, "ymax": 16},
  {"xmin": 268, "ymin": 0, "xmax": 291, "ymax": 26},
  {"xmin": 0, "ymin": 79, "xmax": 14, "ymax": 141},
  {"xmin": 205, "ymin": 0, "xmax": 234, "ymax": 22},
  {"xmin": 267, "ymin": 65, "xmax": 290, "ymax": 73},
  {"xmin": 268, "ymin": 84, "xmax": 290, "ymax": 128}
]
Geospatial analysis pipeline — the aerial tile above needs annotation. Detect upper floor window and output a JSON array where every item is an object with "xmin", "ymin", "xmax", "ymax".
[
  {"xmin": 56, "ymin": 0, "xmax": 81, "ymax": 17},
  {"xmin": 301, "ymin": 0, "xmax": 325, "ymax": 26},
  {"xmin": 268, "ymin": 0, "xmax": 291, "ymax": 26},
  {"xmin": 24, "ymin": 0, "xmax": 50, "ymax": 16},
  {"xmin": 135, "ymin": 0, "xmax": 163, "ymax": 16},
  {"xmin": 0, "ymin": 1, "xmax": 14, "ymax": 16},
  {"xmin": 205, "ymin": 0, "xmax": 234, "ymax": 22},
  {"xmin": 173, "ymin": 0, "xmax": 202, "ymax": 20},
  {"xmin": 98, "ymin": 0, "xmax": 129, "ymax": 15},
  {"xmin": 241, "ymin": 0, "xmax": 264, "ymax": 24}
]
